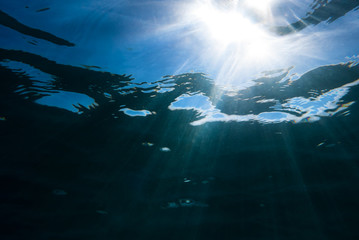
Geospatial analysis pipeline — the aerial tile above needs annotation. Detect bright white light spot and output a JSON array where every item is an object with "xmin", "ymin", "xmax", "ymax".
[
  {"xmin": 173, "ymin": 0, "xmax": 323, "ymax": 87},
  {"xmin": 160, "ymin": 147, "xmax": 171, "ymax": 152},
  {"xmin": 191, "ymin": 2, "xmax": 270, "ymax": 46},
  {"xmin": 184, "ymin": 0, "xmax": 282, "ymax": 86},
  {"xmin": 243, "ymin": 0, "xmax": 275, "ymax": 15}
]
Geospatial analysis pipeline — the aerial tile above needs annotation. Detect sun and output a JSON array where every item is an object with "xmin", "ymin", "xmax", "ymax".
[
  {"xmin": 243, "ymin": 0, "xmax": 275, "ymax": 15},
  {"xmin": 171, "ymin": 0, "xmax": 307, "ymax": 87},
  {"xmin": 188, "ymin": 0, "xmax": 274, "ymax": 56},
  {"xmin": 193, "ymin": 4, "xmax": 257, "ymax": 44}
]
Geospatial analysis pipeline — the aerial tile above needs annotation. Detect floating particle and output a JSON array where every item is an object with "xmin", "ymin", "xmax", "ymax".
[
  {"xmin": 184, "ymin": 178, "xmax": 191, "ymax": 183},
  {"xmin": 179, "ymin": 199, "xmax": 194, "ymax": 207},
  {"xmin": 201, "ymin": 180, "xmax": 209, "ymax": 184},
  {"xmin": 316, "ymin": 142, "xmax": 325, "ymax": 147},
  {"xmin": 160, "ymin": 147, "xmax": 171, "ymax": 152},
  {"xmin": 142, "ymin": 142, "xmax": 154, "ymax": 147},
  {"xmin": 162, "ymin": 199, "xmax": 208, "ymax": 209},
  {"xmin": 52, "ymin": 189, "xmax": 67, "ymax": 196}
]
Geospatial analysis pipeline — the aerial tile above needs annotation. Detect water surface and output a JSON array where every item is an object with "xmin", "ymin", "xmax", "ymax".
[{"xmin": 1, "ymin": 1, "xmax": 359, "ymax": 239}]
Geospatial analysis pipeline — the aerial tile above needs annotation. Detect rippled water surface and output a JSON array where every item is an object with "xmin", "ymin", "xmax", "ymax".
[{"xmin": 1, "ymin": 1, "xmax": 359, "ymax": 239}]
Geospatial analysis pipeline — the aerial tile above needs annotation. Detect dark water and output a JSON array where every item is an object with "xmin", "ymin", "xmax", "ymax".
[{"xmin": 1, "ymin": 1, "xmax": 359, "ymax": 240}]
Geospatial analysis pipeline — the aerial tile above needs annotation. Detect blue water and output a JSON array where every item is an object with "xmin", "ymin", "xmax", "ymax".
[{"xmin": 1, "ymin": 1, "xmax": 359, "ymax": 239}]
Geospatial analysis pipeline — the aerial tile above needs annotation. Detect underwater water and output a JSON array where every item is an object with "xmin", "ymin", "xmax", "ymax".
[{"xmin": 1, "ymin": 0, "xmax": 359, "ymax": 239}]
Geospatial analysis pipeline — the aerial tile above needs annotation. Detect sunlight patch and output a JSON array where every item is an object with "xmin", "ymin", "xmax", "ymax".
[
  {"xmin": 120, "ymin": 108, "xmax": 152, "ymax": 117},
  {"xmin": 35, "ymin": 91, "xmax": 97, "ymax": 114}
]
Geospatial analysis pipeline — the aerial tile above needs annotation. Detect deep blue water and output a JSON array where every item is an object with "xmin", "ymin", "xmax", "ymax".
[{"xmin": 1, "ymin": 1, "xmax": 359, "ymax": 239}]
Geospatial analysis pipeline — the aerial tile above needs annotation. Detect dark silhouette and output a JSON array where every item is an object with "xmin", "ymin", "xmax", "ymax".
[{"xmin": 0, "ymin": 10, "xmax": 74, "ymax": 46}]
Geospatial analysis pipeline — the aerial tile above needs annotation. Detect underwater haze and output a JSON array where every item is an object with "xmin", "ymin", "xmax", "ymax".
[{"xmin": 1, "ymin": 0, "xmax": 359, "ymax": 239}]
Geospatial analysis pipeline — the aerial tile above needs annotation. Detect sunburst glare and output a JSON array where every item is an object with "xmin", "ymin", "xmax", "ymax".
[
  {"xmin": 154, "ymin": 0, "xmax": 324, "ymax": 88},
  {"xmin": 191, "ymin": 2, "xmax": 269, "ymax": 45},
  {"xmin": 243, "ymin": 0, "xmax": 275, "ymax": 16},
  {"xmin": 183, "ymin": 0, "xmax": 290, "ymax": 86}
]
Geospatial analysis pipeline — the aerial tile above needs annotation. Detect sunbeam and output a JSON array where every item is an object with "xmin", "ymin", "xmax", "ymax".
[
  {"xmin": 167, "ymin": 0, "xmax": 325, "ymax": 88},
  {"xmin": 178, "ymin": 0, "xmax": 289, "ymax": 86}
]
